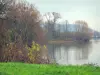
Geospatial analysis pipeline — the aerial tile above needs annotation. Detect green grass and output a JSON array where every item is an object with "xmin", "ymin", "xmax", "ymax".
[{"xmin": 0, "ymin": 62, "xmax": 100, "ymax": 75}]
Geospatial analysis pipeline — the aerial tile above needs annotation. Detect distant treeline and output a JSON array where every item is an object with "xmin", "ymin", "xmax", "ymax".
[{"xmin": 42, "ymin": 14, "xmax": 93, "ymax": 41}]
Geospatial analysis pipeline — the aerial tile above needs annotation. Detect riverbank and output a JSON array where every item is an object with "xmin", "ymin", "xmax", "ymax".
[
  {"xmin": 0, "ymin": 62, "xmax": 100, "ymax": 75},
  {"xmin": 48, "ymin": 40, "xmax": 89, "ymax": 44},
  {"xmin": 48, "ymin": 40, "xmax": 74, "ymax": 44}
]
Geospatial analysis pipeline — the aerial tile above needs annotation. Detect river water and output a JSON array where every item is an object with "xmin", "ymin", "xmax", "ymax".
[{"xmin": 48, "ymin": 40, "xmax": 100, "ymax": 65}]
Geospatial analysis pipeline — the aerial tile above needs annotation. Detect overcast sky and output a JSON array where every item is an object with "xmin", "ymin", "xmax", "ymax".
[{"xmin": 26, "ymin": 0, "xmax": 100, "ymax": 31}]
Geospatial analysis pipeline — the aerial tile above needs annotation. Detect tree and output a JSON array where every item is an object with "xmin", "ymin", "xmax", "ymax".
[
  {"xmin": 0, "ymin": 0, "xmax": 47, "ymax": 62},
  {"xmin": 0, "ymin": 0, "xmax": 14, "ymax": 61},
  {"xmin": 74, "ymin": 20, "xmax": 88, "ymax": 32},
  {"xmin": 6, "ymin": 0, "xmax": 44, "ymax": 45},
  {"xmin": 65, "ymin": 20, "xmax": 69, "ymax": 32},
  {"xmin": 74, "ymin": 20, "xmax": 90, "ymax": 41},
  {"xmin": 44, "ymin": 12, "xmax": 61, "ymax": 40}
]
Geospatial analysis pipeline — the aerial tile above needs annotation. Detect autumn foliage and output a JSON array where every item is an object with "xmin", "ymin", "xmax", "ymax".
[{"xmin": 0, "ymin": 0, "xmax": 48, "ymax": 63}]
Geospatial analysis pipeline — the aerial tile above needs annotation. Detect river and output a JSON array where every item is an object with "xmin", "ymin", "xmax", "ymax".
[{"xmin": 48, "ymin": 40, "xmax": 100, "ymax": 65}]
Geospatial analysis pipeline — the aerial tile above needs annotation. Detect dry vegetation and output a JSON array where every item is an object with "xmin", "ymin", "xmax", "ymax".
[{"xmin": 0, "ymin": 0, "xmax": 48, "ymax": 64}]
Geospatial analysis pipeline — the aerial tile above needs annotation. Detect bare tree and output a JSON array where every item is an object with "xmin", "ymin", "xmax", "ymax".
[
  {"xmin": 74, "ymin": 20, "xmax": 88, "ymax": 32},
  {"xmin": 44, "ymin": 12, "xmax": 61, "ymax": 40},
  {"xmin": 74, "ymin": 20, "xmax": 90, "ymax": 41},
  {"xmin": 0, "ymin": 0, "xmax": 14, "ymax": 61},
  {"xmin": 6, "ymin": 0, "xmax": 43, "ymax": 45}
]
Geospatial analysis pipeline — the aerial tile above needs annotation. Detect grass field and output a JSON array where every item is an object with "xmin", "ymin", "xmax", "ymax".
[{"xmin": 0, "ymin": 62, "xmax": 100, "ymax": 75}]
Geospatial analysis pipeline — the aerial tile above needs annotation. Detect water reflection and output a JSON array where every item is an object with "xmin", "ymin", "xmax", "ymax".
[{"xmin": 48, "ymin": 41, "xmax": 94, "ymax": 65}]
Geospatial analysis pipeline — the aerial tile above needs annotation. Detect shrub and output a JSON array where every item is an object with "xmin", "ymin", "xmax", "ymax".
[{"xmin": 26, "ymin": 41, "xmax": 41, "ymax": 63}]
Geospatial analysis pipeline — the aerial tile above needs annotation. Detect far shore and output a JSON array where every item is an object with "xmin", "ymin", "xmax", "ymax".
[
  {"xmin": 48, "ymin": 39, "xmax": 90, "ymax": 44},
  {"xmin": 48, "ymin": 40, "xmax": 74, "ymax": 44}
]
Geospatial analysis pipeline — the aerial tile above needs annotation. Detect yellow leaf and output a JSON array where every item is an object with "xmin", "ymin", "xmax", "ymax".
[
  {"xmin": 37, "ymin": 47, "xmax": 40, "ymax": 51},
  {"xmin": 44, "ymin": 45, "xmax": 47, "ymax": 49}
]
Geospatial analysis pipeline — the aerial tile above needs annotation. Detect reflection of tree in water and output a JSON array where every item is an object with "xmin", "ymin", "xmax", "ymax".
[
  {"xmin": 48, "ymin": 41, "xmax": 93, "ymax": 64},
  {"xmin": 47, "ymin": 44, "xmax": 62, "ymax": 62},
  {"xmin": 75, "ymin": 42, "xmax": 92, "ymax": 60}
]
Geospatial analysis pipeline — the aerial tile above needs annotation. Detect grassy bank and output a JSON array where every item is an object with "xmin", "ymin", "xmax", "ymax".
[{"xmin": 0, "ymin": 62, "xmax": 100, "ymax": 75}]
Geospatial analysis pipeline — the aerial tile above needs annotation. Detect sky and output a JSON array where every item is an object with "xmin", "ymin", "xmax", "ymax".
[{"xmin": 26, "ymin": 0, "xmax": 100, "ymax": 31}]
